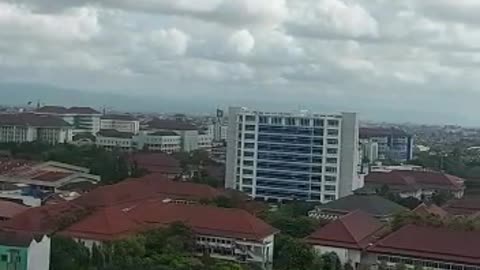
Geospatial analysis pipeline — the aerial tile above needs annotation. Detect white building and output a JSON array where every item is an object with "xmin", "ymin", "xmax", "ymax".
[
  {"xmin": 225, "ymin": 107, "xmax": 361, "ymax": 203},
  {"xmin": 198, "ymin": 133, "xmax": 213, "ymax": 151},
  {"xmin": 35, "ymin": 106, "xmax": 101, "ymax": 135},
  {"xmin": 100, "ymin": 114, "xmax": 140, "ymax": 134},
  {"xmin": 146, "ymin": 118, "xmax": 200, "ymax": 152},
  {"xmin": 136, "ymin": 131, "xmax": 182, "ymax": 153},
  {"xmin": 0, "ymin": 114, "xmax": 73, "ymax": 144},
  {"xmin": 96, "ymin": 130, "xmax": 135, "ymax": 151}
]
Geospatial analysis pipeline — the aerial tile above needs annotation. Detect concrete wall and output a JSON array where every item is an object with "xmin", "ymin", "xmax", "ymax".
[
  {"xmin": 339, "ymin": 112, "xmax": 361, "ymax": 198},
  {"xmin": 225, "ymin": 107, "xmax": 241, "ymax": 189},
  {"xmin": 27, "ymin": 236, "xmax": 50, "ymax": 270}
]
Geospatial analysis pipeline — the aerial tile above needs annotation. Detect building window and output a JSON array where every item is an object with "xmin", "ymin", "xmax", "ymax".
[
  {"xmin": 286, "ymin": 118, "xmax": 296, "ymax": 126},
  {"xmin": 327, "ymin": 148, "xmax": 338, "ymax": 154},
  {"xmin": 245, "ymin": 133, "xmax": 255, "ymax": 140},
  {"xmin": 326, "ymin": 158, "xmax": 337, "ymax": 164},
  {"xmin": 0, "ymin": 255, "xmax": 7, "ymax": 262},
  {"xmin": 314, "ymin": 119, "xmax": 324, "ymax": 127},
  {"xmin": 325, "ymin": 185, "xmax": 336, "ymax": 191},
  {"xmin": 259, "ymin": 116, "xmax": 268, "ymax": 124},
  {"xmin": 327, "ymin": 139, "xmax": 338, "ymax": 145},
  {"xmin": 300, "ymin": 119, "xmax": 310, "ymax": 126},
  {"xmin": 272, "ymin": 117, "xmax": 282, "ymax": 125},
  {"xmin": 327, "ymin": 120, "xmax": 339, "ymax": 126},
  {"xmin": 245, "ymin": 115, "xmax": 256, "ymax": 122},
  {"xmin": 245, "ymin": 125, "xmax": 256, "ymax": 131},
  {"xmin": 327, "ymin": 129, "xmax": 339, "ymax": 136},
  {"xmin": 325, "ymin": 175, "xmax": 336, "ymax": 182},
  {"xmin": 326, "ymin": 166, "xmax": 337, "ymax": 173},
  {"xmin": 324, "ymin": 195, "xmax": 336, "ymax": 201}
]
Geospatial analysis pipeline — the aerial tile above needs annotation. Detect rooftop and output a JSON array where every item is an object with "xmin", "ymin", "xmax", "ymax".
[
  {"xmin": 313, "ymin": 194, "xmax": 407, "ymax": 218},
  {"xmin": 147, "ymin": 118, "xmax": 197, "ymax": 131},
  {"xmin": 97, "ymin": 129, "xmax": 134, "ymax": 139},
  {"xmin": 36, "ymin": 106, "xmax": 101, "ymax": 115},
  {"xmin": 0, "ymin": 230, "xmax": 44, "ymax": 247},
  {"xmin": 148, "ymin": 131, "xmax": 179, "ymax": 136},
  {"xmin": 0, "ymin": 200, "xmax": 28, "ymax": 219},
  {"xmin": 360, "ymin": 127, "xmax": 409, "ymax": 138},
  {"xmin": 443, "ymin": 197, "xmax": 480, "ymax": 216},
  {"xmin": 0, "ymin": 113, "xmax": 70, "ymax": 128},
  {"xmin": 369, "ymin": 224, "xmax": 480, "ymax": 265},
  {"xmin": 365, "ymin": 170, "xmax": 465, "ymax": 190},
  {"xmin": 412, "ymin": 203, "xmax": 449, "ymax": 218},
  {"xmin": 306, "ymin": 210, "xmax": 384, "ymax": 250},
  {"xmin": 130, "ymin": 153, "xmax": 182, "ymax": 175},
  {"xmin": 101, "ymin": 114, "xmax": 137, "ymax": 121}
]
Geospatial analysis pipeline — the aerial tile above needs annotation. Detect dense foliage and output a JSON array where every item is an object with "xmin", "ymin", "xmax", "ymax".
[{"xmin": 390, "ymin": 211, "xmax": 480, "ymax": 231}]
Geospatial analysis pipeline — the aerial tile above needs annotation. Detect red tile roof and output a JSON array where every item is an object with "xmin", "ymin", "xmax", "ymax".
[
  {"xmin": 60, "ymin": 207, "xmax": 142, "ymax": 241},
  {"xmin": 130, "ymin": 153, "xmax": 182, "ymax": 175},
  {"xmin": 31, "ymin": 171, "xmax": 73, "ymax": 182},
  {"xmin": 305, "ymin": 211, "xmax": 384, "ymax": 250},
  {"xmin": 0, "ymin": 158, "xmax": 35, "ymax": 174},
  {"xmin": 71, "ymin": 175, "xmax": 223, "ymax": 208},
  {"xmin": 443, "ymin": 197, "xmax": 480, "ymax": 216},
  {"xmin": 369, "ymin": 224, "xmax": 480, "ymax": 265},
  {"xmin": 366, "ymin": 170, "xmax": 464, "ymax": 191},
  {"xmin": 0, "ymin": 200, "xmax": 28, "ymax": 219},
  {"xmin": 127, "ymin": 201, "xmax": 278, "ymax": 241}
]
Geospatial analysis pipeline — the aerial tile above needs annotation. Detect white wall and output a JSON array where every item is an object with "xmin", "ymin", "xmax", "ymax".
[
  {"xmin": 27, "ymin": 235, "xmax": 51, "ymax": 270},
  {"xmin": 313, "ymin": 245, "xmax": 361, "ymax": 266}
]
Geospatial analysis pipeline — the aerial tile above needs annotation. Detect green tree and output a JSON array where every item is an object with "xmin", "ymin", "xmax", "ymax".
[
  {"xmin": 274, "ymin": 235, "xmax": 315, "ymax": 270},
  {"xmin": 50, "ymin": 236, "xmax": 91, "ymax": 270}
]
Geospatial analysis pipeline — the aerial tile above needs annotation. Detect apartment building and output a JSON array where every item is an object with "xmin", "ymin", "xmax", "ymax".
[
  {"xmin": 100, "ymin": 114, "xmax": 140, "ymax": 134},
  {"xmin": 0, "ymin": 114, "xmax": 72, "ymax": 144},
  {"xmin": 225, "ymin": 107, "xmax": 362, "ymax": 203},
  {"xmin": 35, "ymin": 106, "xmax": 101, "ymax": 135},
  {"xmin": 359, "ymin": 127, "xmax": 414, "ymax": 162}
]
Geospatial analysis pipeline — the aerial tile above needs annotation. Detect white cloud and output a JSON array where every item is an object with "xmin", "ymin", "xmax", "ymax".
[
  {"xmin": 228, "ymin": 29, "xmax": 255, "ymax": 56},
  {"xmin": 148, "ymin": 28, "xmax": 190, "ymax": 56}
]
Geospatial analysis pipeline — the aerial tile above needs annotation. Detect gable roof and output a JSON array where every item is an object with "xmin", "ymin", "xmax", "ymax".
[
  {"xmin": 0, "ymin": 113, "xmax": 70, "ymax": 128},
  {"xmin": 413, "ymin": 203, "xmax": 449, "ymax": 218},
  {"xmin": 130, "ymin": 153, "xmax": 182, "ymax": 175},
  {"xmin": 97, "ymin": 129, "xmax": 134, "ymax": 139},
  {"xmin": 127, "ymin": 201, "xmax": 278, "ymax": 241},
  {"xmin": 316, "ymin": 194, "xmax": 407, "ymax": 218},
  {"xmin": 101, "ymin": 114, "xmax": 137, "ymax": 121},
  {"xmin": 369, "ymin": 224, "xmax": 480, "ymax": 265},
  {"xmin": 365, "ymin": 170, "xmax": 465, "ymax": 191},
  {"xmin": 443, "ymin": 197, "xmax": 480, "ymax": 216},
  {"xmin": 306, "ymin": 211, "xmax": 384, "ymax": 250},
  {"xmin": 60, "ymin": 207, "xmax": 141, "ymax": 241},
  {"xmin": 36, "ymin": 106, "xmax": 100, "ymax": 115}
]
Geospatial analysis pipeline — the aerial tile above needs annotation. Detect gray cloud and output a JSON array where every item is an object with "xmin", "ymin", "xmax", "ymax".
[{"xmin": 1, "ymin": 0, "xmax": 480, "ymax": 125}]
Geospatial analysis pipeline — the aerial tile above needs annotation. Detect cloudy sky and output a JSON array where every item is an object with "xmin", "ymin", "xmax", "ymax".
[{"xmin": 1, "ymin": 0, "xmax": 480, "ymax": 125}]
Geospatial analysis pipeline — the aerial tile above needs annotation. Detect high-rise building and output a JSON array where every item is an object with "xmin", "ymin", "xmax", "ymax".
[
  {"xmin": 225, "ymin": 107, "xmax": 362, "ymax": 203},
  {"xmin": 359, "ymin": 127, "xmax": 414, "ymax": 162}
]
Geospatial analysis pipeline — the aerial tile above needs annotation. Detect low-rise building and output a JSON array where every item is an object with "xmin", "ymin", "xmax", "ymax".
[
  {"xmin": 306, "ymin": 211, "xmax": 384, "ymax": 268},
  {"xmin": 198, "ymin": 133, "xmax": 213, "ymax": 151},
  {"xmin": 3, "ymin": 175, "xmax": 277, "ymax": 269},
  {"xmin": 0, "ymin": 114, "xmax": 72, "ymax": 144},
  {"xmin": 0, "ymin": 231, "xmax": 50, "ymax": 270},
  {"xmin": 443, "ymin": 197, "xmax": 480, "ymax": 217},
  {"xmin": 35, "ymin": 106, "xmax": 101, "ymax": 135},
  {"xmin": 0, "ymin": 159, "xmax": 100, "ymax": 206},
  {"xmin": 100, "ymin": 114, "xmax": 140, "ymax": 134},
  {"xmin": 137, "ymin": 131, "xmax": 181, "ymax": 153},
  {"xmin": 368, "ymin": 225, "xmax": 480, "ymax": 270},
  {"xmin": 308, "ymin": 192, "xmax": 407, "ymax": 221},
  {"xmin": 146, "ymin": 118, "xmax": 199, "ymax": 152},
  {"xmin": 129, "ymin": 153, "xmax": 183, "ymax": 179},
  {"xmin": 365, "ymin": 170, "xmax": 465, "ymax": 200},
  {"xmin": 96, "ymin": 130, "xmax": 135, "ymax": 151}
]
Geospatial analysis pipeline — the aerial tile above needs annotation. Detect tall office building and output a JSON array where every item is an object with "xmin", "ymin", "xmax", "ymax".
[{"xmin": 225, "ymin": 107, "xmax": 362, "ymax": 203}]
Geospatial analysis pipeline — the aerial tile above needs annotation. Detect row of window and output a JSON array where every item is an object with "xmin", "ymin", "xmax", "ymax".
[
  {"xmin": 241, "ymin": 115, "xmax": 340, "ymax": 127},
  {"xmin": 377, "ymin": 255, "xmax": 480, "ymax": 270}
]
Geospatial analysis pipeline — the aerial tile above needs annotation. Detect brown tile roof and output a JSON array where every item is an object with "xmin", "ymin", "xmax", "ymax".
[
  {"xmin": 97, "ymin": 129, "xmax": 134, "ymax": 139},
  {"xmin": 369, "ymin": 224, "xmax": 480, "ymax": 265},
  {"xmin": 0, "ymin": 230, "xmax": 44, "ymax": 247},
  {"xmin": 365, "ymin": 170, "xmax": 465, "ymax": 191},
  {"xmin": 413, "ymin": 203, "xmax": 449, "ymax": 218},
  {"xmin": 305, "ymin": 210, "xmax": 384, "ymax": 250},
  {"xmin": 0, "ymin": 113, "xmax": 70, "ymax": 127},
  {"xmin": 36, "ymin": 106, "xmax": 68, "ymax": 114},
  {"xmin": 0, "ymin": 200, "xmax": 28, "ymax": 219},
  {"xmin": 127, "ymin": 201, "xmax": 278, "ymax": 241},
  {"xmin": 443, "ymin": 197, "xmax": 480, "ymax": 216},
  {"xmin": 147, "ymin": 118, "xmax": 197, "ymax": 131},
  {"xmin": 0, "ymin": 158, "xmax": 35, "ymax": 174},
  {"xmin": 60, "ymin": 207, "xmax": 142, "ymax": 241}
]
